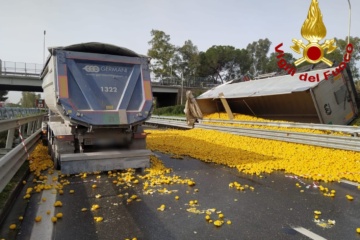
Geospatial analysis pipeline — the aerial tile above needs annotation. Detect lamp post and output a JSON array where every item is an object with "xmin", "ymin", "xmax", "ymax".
[
  {"xmin": 347, "ymin": 0, "xmax": 351, "ymax": 44},
  {"xmin": 43, "ymin": 30, "xmax": 46, "ymax": 65}
]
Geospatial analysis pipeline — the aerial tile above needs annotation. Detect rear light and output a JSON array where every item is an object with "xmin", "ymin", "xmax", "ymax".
[{"xmin": 134, "ymin": 132, "xmax": 147, "ymax": 139}]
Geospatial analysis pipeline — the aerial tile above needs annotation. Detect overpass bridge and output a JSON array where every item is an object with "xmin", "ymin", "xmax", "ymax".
[{"xmin": 0, "ymin": 60, "xmax": 210, "ymax": 107}]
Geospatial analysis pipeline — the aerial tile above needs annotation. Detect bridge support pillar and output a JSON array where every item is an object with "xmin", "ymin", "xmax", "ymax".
[
  {"xmin": 27, "ymin": 122, "xmax": 33, "ymax": 136},
  {"xmin": 6, "ymin": 128, "xmax": 15, "ymax": 148},
  {"xmin": 21, "ymin": 125, "xmax": 26, "ymax": 138},
  {"xmin": 36, "ymin": 118, "xmax": 42, "ymax": 129}
]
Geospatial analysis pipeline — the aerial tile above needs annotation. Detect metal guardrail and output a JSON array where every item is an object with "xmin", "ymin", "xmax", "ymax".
[
  {"xmin": 0, "ymin": 60, "xmax": 42, "ymax": 76},
  {"xmin": 0, "ymin": 108, "xmax": 44, "ymax": 120},
  {"xmin": 0, "ymin": 129, "xmax": 41, "ymax": 192},
  {"xmin": 0, "ymin": 114, "xmax": 44, "ymax": 192},
  {"xmin": 146, "ymin": 116, "xmax": 360, "ymax": 152},
  {"xmin": 150, "ymin": 115, "xmax": 360, "ymax": 135}
]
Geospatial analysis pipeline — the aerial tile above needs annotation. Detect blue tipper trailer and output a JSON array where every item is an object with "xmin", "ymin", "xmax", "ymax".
[{"xmin": 41, "ymin": 42, "xmax": 153, "ymax": 174}]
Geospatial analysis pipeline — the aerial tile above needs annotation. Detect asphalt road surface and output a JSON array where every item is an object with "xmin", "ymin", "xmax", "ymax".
[{"xmin": 1, "ymin": 151, "xmax": 360, "ymax": 240}]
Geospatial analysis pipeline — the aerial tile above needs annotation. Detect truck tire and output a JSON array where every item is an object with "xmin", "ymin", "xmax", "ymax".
[
  {"xmin": 42, "ymin": 138, "xmax": 48, "ymax": 147},
  {"xmin": 129, "ymin": 126, "xmax": 146, "ymax": 150},
  {"xmin": 53, "ymin": 140, "xmax": 61, "ymax": 170}
]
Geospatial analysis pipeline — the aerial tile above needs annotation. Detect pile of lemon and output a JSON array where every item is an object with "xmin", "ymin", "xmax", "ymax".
[{"xmin": 145, "ymin": 128, "xmax": 360, "ymax": 183}]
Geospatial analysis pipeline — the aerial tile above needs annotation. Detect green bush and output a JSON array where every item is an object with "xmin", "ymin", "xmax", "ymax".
[{"xmin": 153, "ymin": 105, "xmax": 185, "ymax": 116}]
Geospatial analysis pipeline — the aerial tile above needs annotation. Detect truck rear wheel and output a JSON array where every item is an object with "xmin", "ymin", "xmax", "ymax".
[
  {"xmin": 50, "ymin": 139, "xmax": 61, "ymax": 170},
  {"xmin": 129, "ymin": 126, "xmax": 146, "ymax": 150}
]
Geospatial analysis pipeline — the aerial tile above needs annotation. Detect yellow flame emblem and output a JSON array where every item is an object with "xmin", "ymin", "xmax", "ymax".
[{"xmin": 291, "ymin": 0, "xmax": 336, "ymax": 66}]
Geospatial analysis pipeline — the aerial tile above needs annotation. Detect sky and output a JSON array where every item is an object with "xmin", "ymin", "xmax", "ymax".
[{"xmin": 1, "ymin": 0, "xmax": 359, "ymax": 103}]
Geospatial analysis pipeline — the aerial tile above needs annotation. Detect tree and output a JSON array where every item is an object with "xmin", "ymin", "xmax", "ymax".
[
  {"xmin": 147, "ymin": 30, "xmax": 176, "ymax": 80},
  {"xmin": 20, "ymin": 92, "xmax": 39, "ymax": 108},
  {"xmin": 266, "ymin": 52, "xmax": 295, "ymax": 73},
  {"xmin": 355, "ymin": 80, "xmax": 360, "ymax": 93},
  {"xmin": 246, "ymin": 38, "xmax": 272, "ymax": 76},
  {"xmin": 174, "ymin": 40, "xmax": 200, "ymax": 83},
  {"xmin": 325, "ymin": 36, "xmax": 360, "ymax": 79},
  {"xmin": 197, "ymin": 46, "xmax": 253, "ymax": 83},
  {"xmin": 0, "ymin": 90, "xmax": 8, "ymax": 102}
]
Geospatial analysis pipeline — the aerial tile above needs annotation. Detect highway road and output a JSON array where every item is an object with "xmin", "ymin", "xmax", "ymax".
[{"xmin": 1, "ymin": 151, "xmax": 360, "ymax": 240}]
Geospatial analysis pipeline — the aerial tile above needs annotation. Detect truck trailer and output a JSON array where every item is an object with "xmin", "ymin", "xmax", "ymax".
[{"xmin": 41, "ymin": 42, "xmax": 153, "ymax": 174}]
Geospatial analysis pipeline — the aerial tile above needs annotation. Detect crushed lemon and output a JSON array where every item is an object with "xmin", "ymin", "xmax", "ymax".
[
  {"xmin": 213, "ymin": 220, "xmax": 224, "ymax": 227},
  {"xmin": 157, "ymin": 204, "xmax": 166, "ymax": 211}
]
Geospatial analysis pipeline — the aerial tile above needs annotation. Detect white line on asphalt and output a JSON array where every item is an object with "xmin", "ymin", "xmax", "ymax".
[
  {"xmin": 30, "ymin": 172, "xmax": 58, "ymax": 240},
  {"xmin": 340, "ymin": 179, "xmax": 360, "ymax": 187},
  {"xmin": 293, "ymin": 227, "xmax": 327, "ymax": 240}
]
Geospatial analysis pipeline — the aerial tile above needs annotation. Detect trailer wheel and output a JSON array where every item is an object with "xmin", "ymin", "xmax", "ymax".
[
  {"xmin": 47, "ymin": 142, "xmax": 52, "ymax": 156},
  {"xmin": 129, "ymin": 126, "xmax": 146, "ymax": 150},
  {"xmin": 47, "ymin": 131, "xmax": 52, "ymax": 156},
  {"xmin": 53, "ymin": 140, "xmax": 61, "ymax": 170},
  {"xmin": 135, "ymin": 168, "xmax": 145, "ymax": 174}
]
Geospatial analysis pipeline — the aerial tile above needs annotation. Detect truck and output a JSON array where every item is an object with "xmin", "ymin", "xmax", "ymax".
[{"xmin": 41, "ymin": 42, "xmax": 153, "ymax": 174}]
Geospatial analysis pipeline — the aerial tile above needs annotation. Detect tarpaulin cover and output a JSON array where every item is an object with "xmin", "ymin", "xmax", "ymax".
[{"xmin": 197, "ymin": 67, "xmax": 338, "ymax": 100}]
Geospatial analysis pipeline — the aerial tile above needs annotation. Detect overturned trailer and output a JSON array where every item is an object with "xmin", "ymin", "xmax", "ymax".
[
  {"xmin": 197, "ymin": 67, "xmax": 359, "ymax": 124},
  {"xmin": 41, "ymin": 42, "xmax": 153, "ymax": 174}
]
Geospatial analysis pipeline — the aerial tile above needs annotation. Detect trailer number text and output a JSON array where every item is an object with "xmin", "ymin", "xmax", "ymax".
[{"xmin": 101, "ymin": 87, "xmax": 118, "ymax": 93}]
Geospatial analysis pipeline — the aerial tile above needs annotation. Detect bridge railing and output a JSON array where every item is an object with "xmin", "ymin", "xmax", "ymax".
[
  {"xmin": 0, "ymin": 108, "xmax": 45, "ymax": 120},
  {"xmin": 0, "ymin": 60, "xmax": 42, "ymax": 76},
  {"xmin": 151, "ymin": 77, "xmax": 221, "ymax": 89}
]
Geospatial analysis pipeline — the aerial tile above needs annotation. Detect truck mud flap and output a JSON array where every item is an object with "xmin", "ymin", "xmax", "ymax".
[{"xmin": 60, "ymin": 149, "xmax": 152, "ymax": 174}]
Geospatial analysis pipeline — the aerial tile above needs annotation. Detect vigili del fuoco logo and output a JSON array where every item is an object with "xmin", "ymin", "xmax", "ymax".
[{"xmin": 274, "ymin": 0, "xmax": 354, "ymax": 81}]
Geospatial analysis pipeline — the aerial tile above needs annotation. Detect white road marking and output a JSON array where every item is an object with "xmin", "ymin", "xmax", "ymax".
[
  {"xmin": 30, "ymin": 172, "xmax": 58, "ymax": 240},
  {"xmin": 340, "ymin": 179, "xmax": 360, "ymax": 187},
  {"xmin": 293, "ymin": 227, "xmax": 327, "ymax": 240}
]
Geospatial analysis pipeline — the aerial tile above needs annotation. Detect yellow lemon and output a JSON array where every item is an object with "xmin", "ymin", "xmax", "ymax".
[
  {"xmin": 213, "ymin": 220, "xmax": 223, "ymax": 227},
  {"xmin": 9, "ymin": 224, "xmax": 16, "ymax": 230},
  {"xmin": 94, "ymin": 217, "xmax": 103, "ymax": 222},
  {"xmin": 56, "ymin": 213, "xmax": 63, "ymax": 218},
  {"xmin": 346, "ymin": 195, "xmax": 354, "ymax": 201},
  {"xmin": 35, "ymin": 216, "xmax": 42, "ymax": 222},
  {"xmin": 51, "ymin": 217, "xmax": 57, "ymax": 223},
  {"xmin": 91, "ymin": 204, "xmax": 100, "ymax": 211}
]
